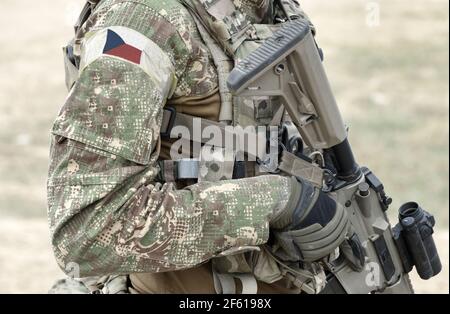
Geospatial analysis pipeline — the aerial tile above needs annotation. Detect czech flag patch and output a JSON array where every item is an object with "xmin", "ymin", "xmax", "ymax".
[
  {"xmin": 79, "ymin": 26, "xmax": 176, "ymax": 98},
  {"xmin": 103, "ymin": 29, "xmax": 143, "ymax": 64}
]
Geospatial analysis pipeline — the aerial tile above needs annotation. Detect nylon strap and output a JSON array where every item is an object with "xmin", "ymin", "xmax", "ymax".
[
  {"xmin": 161, "ymin": 109, "xmax": 233, "ymax": 148},
  {"xmin": 278, "ymin": 151, "xmax": 324, "ymax": 187},
  {"xmin": 161, "ymin": 108, "xmax": 267, "ymax": 160},
  {"xmin": 74, "ymin": 1, "xmax": 101, "ymax": 33},
  {"xmin": 190, "ymin": 11, "xmax": 234, "ymax": 123},
  {"xmin": 73, "ymin": 1, "xmax": 102, "ymax": 51},
  {"xmin": 158, "ymin": 159, "xmax": 255, "ymax": 181},
  {"xmin": 212, "ymin": 269, "xmax": 258, "ymax": 294},
  {"xmin": 160, "ymin": 107, "xmax": 325, "ymax": 184},
  {"xmin": 236, "ymin": 274, "xmax": 258, "ymax": 294},
  {"xmin": 213, "ymin": 271, "xmax": 236, "ymax": 294},
  {"xmin": 158, "ymin": 149, "xmax": 324, "ymax": 185}
]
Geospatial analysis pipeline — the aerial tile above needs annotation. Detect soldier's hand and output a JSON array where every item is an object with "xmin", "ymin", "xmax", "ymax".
[{"xmin": 268, "ymin": 177, "xmax": 350, "ymax": 262}]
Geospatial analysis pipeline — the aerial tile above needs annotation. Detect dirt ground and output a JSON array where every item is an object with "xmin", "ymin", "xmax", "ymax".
[{"xmin": 0, "ymin": 0, "xmax": 448, "ymax": 293}]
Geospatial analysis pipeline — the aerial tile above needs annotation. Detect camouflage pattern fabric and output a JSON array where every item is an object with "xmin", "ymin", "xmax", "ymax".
[
  {"xmin": 48, "ymin": 275, "xmax": 129, "ymax": 294},
  {"xmin": 233, "ymin": 0, "xmax": 272, "ymax": 24},
  {"xmin": 48, "ymin": 0, "xmax": 295, "ymax": 277},
  {"xmin": 48, "ymin": 278, "xmax": 91, "ymax": 294}
]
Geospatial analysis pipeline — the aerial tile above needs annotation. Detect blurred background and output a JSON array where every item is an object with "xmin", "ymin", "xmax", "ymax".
[{"xmin": 0, "ymin": 0, "xmax": 448, "ymax": 293}]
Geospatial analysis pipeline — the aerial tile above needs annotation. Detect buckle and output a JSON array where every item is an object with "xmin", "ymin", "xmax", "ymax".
[
  {"xmin": 176, "ymin": 159, "xmax": 199, "ymax": 180},
  {"xmin": 160, "ymin": 106, "xmax": 177, "ymax": 139}
]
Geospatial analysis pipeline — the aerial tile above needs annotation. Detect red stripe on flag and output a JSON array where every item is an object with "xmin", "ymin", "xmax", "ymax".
[{"xmin": 105, "ymin": 44, "xmax": 142, "ymax": 64}]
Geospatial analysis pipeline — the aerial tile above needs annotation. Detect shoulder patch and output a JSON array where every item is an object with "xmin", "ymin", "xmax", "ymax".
[{"xmin": 80, "ymin": 26, "xmax": 176, "ymax": 98}]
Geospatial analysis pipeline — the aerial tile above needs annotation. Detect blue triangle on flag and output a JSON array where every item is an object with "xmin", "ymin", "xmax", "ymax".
[{"xmin": 103, "ymin": 30, "xmax": 125, "ymax": 53}]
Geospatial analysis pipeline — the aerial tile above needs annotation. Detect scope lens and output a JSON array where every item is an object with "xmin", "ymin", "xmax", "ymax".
[{"xmin": 399, "ymin": 201, "xmax": 420, "ymax": 219}]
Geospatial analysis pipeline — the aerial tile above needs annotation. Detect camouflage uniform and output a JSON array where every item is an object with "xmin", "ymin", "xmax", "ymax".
[{"xmin": 48, "ymin": 0, "xmax": 314, "ymax": 293}]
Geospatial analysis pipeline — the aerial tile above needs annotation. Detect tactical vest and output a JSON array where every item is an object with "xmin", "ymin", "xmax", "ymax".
[{"xmin": 61, "ymin": 0, "xmax": 324, "ymax": 294}]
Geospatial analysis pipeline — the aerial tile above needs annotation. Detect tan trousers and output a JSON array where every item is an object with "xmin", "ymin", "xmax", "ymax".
[{"xmin": 130, "ymin": 262, "xmax": 301, "ymax": 294}]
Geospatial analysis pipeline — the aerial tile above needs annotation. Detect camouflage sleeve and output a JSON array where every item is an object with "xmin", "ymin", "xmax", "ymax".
[{"xmin": 48, "ymin": 0, "xmax": 294, "ymax": 277}]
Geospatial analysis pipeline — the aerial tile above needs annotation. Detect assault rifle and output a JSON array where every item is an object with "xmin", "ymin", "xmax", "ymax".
[{"xmin": 227, "ymin": 18, "xmax": 441, "ymax": 294}]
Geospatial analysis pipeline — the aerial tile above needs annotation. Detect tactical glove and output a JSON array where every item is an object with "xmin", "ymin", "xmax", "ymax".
[{"xmin": 269, "ymin": 177, "xmax": 350, "ymax": 263}]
